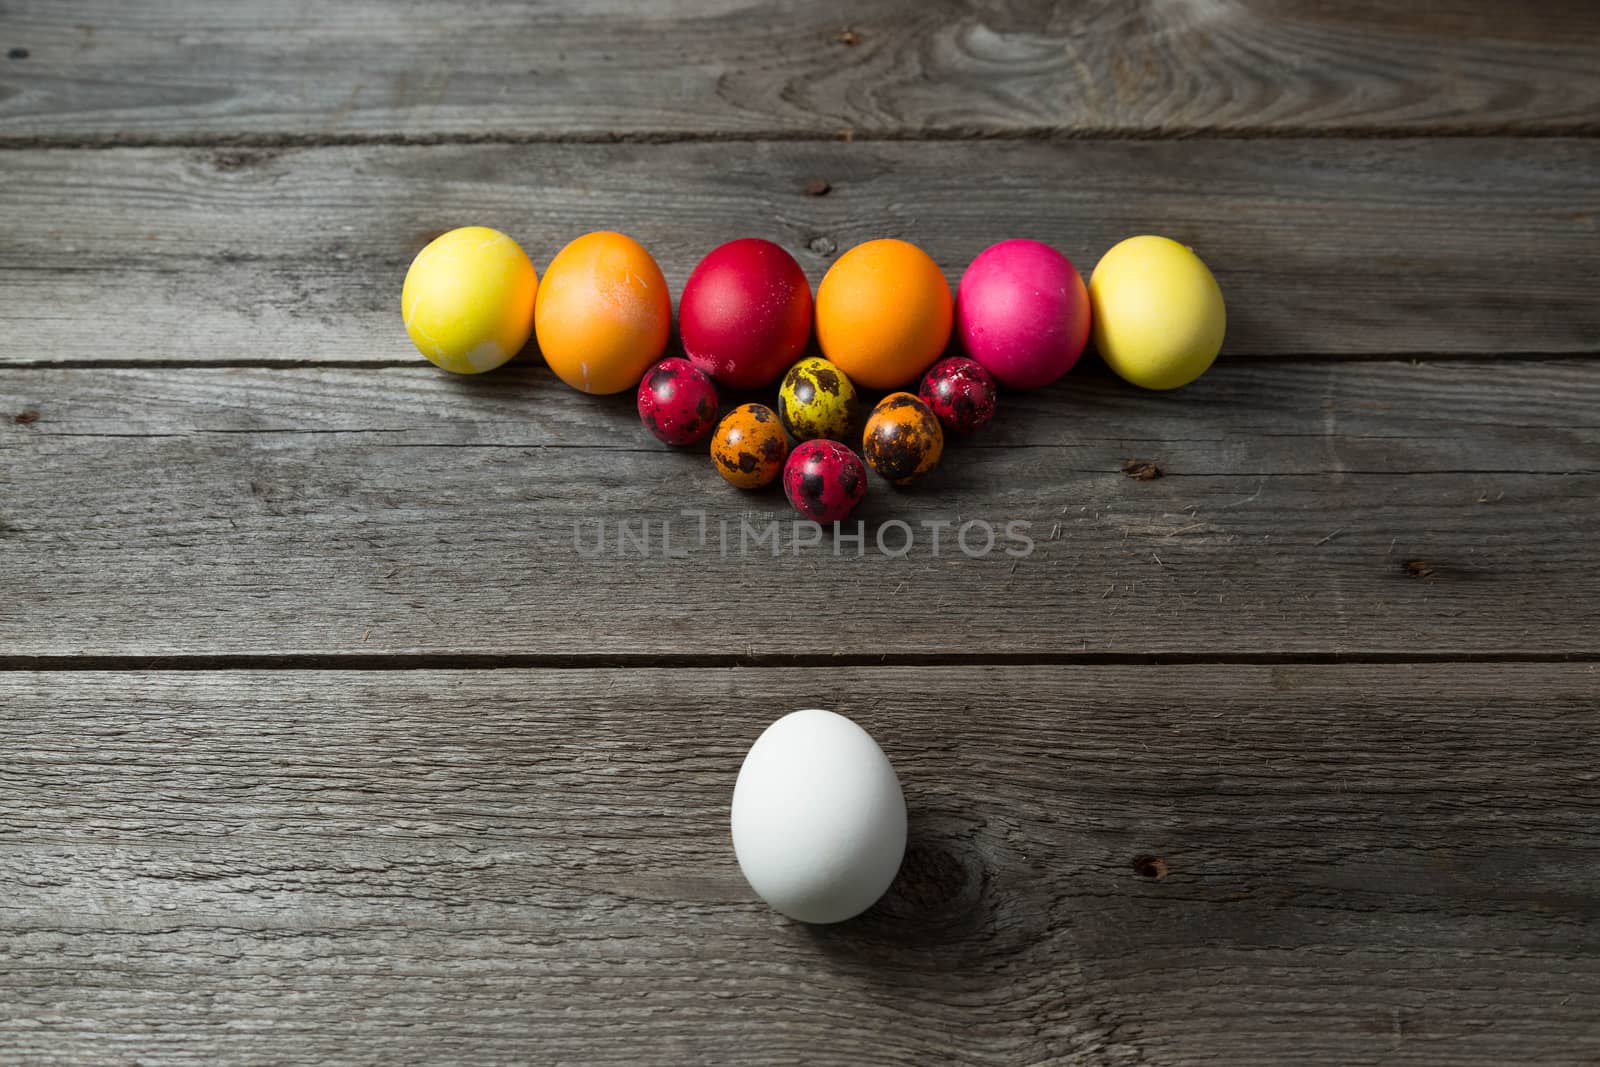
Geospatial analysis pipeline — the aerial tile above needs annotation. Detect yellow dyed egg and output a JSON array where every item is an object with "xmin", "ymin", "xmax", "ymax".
[
  {"xmin": 401, "ymin": 226, "xmax": 538, "ymax": 374},
  {"xmin": 1089, "ymin": 236, "xmax": 1225, "ymax": 390}
]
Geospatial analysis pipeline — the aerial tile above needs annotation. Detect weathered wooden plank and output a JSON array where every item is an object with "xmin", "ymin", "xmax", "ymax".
[
  {"xmin": 2, "ymin": 1, "xmax": 1598, "ymax": 140},
  {"xmin": 2, "ymin": 360, "xmax": 1595, "ymax": 658},
  {"xmin": 1, "ymin": 665, "xmax": 1596, "ymax": 1064},
  {"xmin": 0, "ymin": 140, "xmax": 1597, "ymax": 366}
]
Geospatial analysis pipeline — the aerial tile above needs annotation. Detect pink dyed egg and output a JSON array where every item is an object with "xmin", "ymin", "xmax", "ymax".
[{"xmin": 956, "ymin": 239, "xmax": 1090, "ymax": 390}]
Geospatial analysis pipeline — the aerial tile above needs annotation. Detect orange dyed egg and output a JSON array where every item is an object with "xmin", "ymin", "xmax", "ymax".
[
  {"xmin": 535, "ymin": 232, "xmax": 671, "ymax": 394},
  {"xmin": 815, "ymin": 239, "xmax": 953, "ymax": 391}
]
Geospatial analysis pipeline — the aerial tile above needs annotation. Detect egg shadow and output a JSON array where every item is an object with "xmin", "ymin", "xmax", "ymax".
[
  {"xmin": 800, "ymin": 804, "xmax": 997, "ymax": 963},
  {"xmin": 428, "ymin": 339, "xmax": 558, "ymax": 402},
  {"xmin": 427, "ymin": 340, "xmax": 723, "ymax": 464}
]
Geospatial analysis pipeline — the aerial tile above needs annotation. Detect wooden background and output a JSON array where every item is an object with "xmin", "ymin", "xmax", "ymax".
[{"xmin": 1, "ymin": 1, "xmax": 1597, "ymax": 1063}]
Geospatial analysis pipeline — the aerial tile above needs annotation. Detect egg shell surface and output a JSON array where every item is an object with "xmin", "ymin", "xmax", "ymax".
[
  {"xmin": 919, "ymin": 356, "xmax": 998, "ymax": 435},
  {"xmin": 1089, "ymin": 235, "xmax": 1226, "ymax": 390},
  {"xmin": 731, "ymin": 709, "xmax": 907, "ymax": 924},
  {"xmin": 778, "ymin": 356, "xmax": 861, "ymax": 443},
  {"xmin": 782, "ymin": 439, "xmax": 868, "ymax": 524},
  {"xmin": 956, "ymin": 239, "xmax": 1089, "ymax": 390},
  {"xmin": 815, "ymin": 239, "xmax": 953, "ymax": 391},
  {"xmin": 637, "ymin": 358, "xmax": 720, "ymax": 446},
  {"xmin": 401, "ymin": 226, "xmax": 538, "ymax": 375},
  {"xmin": 710, "ymin": 403, "xmax": 788, "ymax": 489},
  {"xmin": 863, "ymin": 392, "xmax": 945, "ymax": 486},
  {"xmin": 680, "ymin": 238, "xmax": 814, "ymax": 389},
  {"xmin": 535, "ymin": 231, "xmax": 671, "ymax": 394}
]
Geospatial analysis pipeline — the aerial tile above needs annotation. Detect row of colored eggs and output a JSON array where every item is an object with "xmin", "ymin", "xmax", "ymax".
[{"xmin": 402, "ymin": 229, "xmax": 1227, "ymax": 394}]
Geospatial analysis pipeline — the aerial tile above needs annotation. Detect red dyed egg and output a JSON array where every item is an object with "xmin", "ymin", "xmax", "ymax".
[
  {"xmin": 680, "ymin": 238, "xmax": 813, "ymax": 390},
  {"xmin": 783, "ymin": 439, "xmax": 868, "ymax": 524},
  {"xmin": 637, "ymin": 358, "xmax": 719, "ymax": 446}
]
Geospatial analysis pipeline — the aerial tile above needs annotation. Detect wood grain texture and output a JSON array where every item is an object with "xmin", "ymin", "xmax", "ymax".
[
  {"xmin": 2, "ymin": 360, "xmax": 1595, "ymax": 659},
  {"xmin": 1, "ymin": 665, "xmax": 1597, "ymax": 1065},
  {"xmin": 5, "ymin": 2, "xmax": 1598, "ymax": 1061},
  {"xmin": 2, "ymin": 0, "xmax": 1599, "ymax": 141},
  {"xmin": 1, "ymin": 139, "xmax": 1598, "ymax": 366}
]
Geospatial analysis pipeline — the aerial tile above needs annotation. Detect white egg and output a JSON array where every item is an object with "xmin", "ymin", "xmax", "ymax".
[{"xmin": 730, "ymin": 708, "xmax": 907, "ymax": 924}]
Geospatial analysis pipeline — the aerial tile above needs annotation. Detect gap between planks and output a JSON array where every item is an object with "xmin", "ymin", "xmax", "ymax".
[
  {"xmin": 3, "ymin": 125, "xmax": 1600, "ymax": 151},
  {"xmin": 3, "ymin": 651, "xmax": 1598, "ymax": 672}
]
